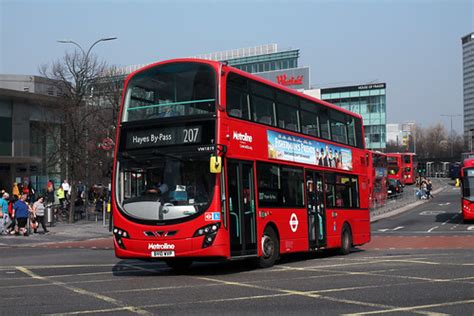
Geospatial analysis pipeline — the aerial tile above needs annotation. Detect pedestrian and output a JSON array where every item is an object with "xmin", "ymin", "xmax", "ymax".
[
  {"xmin": 46, "ymin": 183, "xmax": 55, "ymax": 205},
  {"xmin": 427, "ymin": 180, "xmax": 433, "ymax": 199},
  {"xmin": 6, "ymin": 196, "xmax": 16, "ymax": 234},
  {"xmin": 56, "ymin": 186, "xmax": 66, "ymax": 209},
  {"xmin": 12, "ymin": 182, "xmax": 20, "ymax": 198},
  {"xmin": 0, "ymin": 192, "xmax": 10, "ymax": 235},
  {"xmin": 27, "ymin": 182, "xmax": 36, "ymax": 203},
  {"xmin": 12, "ymin": 193, "xmax": 32, "ymax": 236},
  {"xmin": 32, "ymin": 196, "xmax": 49, "ymax": 234},
  {"xmin": 419, "ymin": 178, "xmax": 427, "ymax": 199},
  {"xmin": 62, "ymin": 179, "xmax": 71, "ymax": 201}
]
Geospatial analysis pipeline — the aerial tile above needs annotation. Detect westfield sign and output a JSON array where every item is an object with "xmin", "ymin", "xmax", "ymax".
[{"xmin": 276, "ymin": 74, "xmax": 304, "ymax": 86}]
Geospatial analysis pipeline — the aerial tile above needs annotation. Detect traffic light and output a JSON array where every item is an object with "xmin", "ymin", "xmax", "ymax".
[{"xmin": 417, "ymin": 162, "xmax": 426, "ymax": 175}]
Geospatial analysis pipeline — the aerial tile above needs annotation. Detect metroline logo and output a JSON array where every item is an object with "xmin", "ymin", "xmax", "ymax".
[
  {"xmin": 148, "ymin": 243, "xmax": 175, "ymax": 250},
  {"xmin": 233, "ymin": 131, "xmax": 253, "ymax": 142}
]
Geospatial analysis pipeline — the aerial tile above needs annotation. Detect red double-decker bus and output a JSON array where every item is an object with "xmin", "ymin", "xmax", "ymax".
[
  {"xmin": 112, "ymin": 59, "xmax": 371, "ymax": 269},
  {"xmin": 387, "ymin": 154, "xmax": 404, "ymax": 185},
  {"xmin": 401, "ymin": 153, "xmax": 416, "ymax": 185},
  {"xmin": 368, "ymin": 151, "xmax": 388, "ymax": 208},
  {"xmin": 460, "ymin": 158, "xmax": 474, "ymax": 221}
]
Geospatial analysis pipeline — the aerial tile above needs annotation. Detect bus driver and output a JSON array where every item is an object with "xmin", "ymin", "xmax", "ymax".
[{"xmin": 145, "ymin": 172, "xmax": 169, "ymax": 195}]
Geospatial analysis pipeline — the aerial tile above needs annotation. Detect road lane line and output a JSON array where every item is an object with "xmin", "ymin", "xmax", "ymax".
[
  {"xmin": 17, "ymin": 267, "xmax": 151, "ymax": 315},
  {"xmin": 47, "ymin": 293, "xmax": 294, "ymax": 315},
  {"xmin": 344, "ymin": 299, "xmax": 474, "ymax": 315},
  {"xmin": 427, "ymin": 226, "xmax": 439, "ymax": 232},
  {"xmin": 1, "ymin": 278, "xmax": 127, "ymax": 290},
  {"xmin": 195, "ymin": 276, "xmax": 438, "ymax": 315}
]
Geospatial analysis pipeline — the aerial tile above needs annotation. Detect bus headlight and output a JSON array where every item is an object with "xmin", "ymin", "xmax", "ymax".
[
  {"xmin": 194, "ymin": 223, "xmax": 221, "ymax": 248},
  {"xmin": 113, "ymin": 227, "xmax": 130, "ymax": 249}
]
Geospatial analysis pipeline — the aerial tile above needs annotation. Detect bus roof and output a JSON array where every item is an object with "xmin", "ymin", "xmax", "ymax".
[{"xmin": 124, "ymin": 58, "xmax": 363, "ymax": 121}]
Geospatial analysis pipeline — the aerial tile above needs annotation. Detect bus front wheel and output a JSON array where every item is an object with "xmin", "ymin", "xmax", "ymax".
[
  {"xmin": 339, "ymin": 225, "xmax": 352, "ymax": 255},
  {"xmin": 258, "ymin": 227, "xmax": 279, "ymax": 268}
]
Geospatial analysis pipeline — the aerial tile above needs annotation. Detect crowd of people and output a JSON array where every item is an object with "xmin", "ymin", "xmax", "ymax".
[
  {"xmin": 416, "ymin": 177, "xmax": 434, "ymax": 200},
  {"xmin": 0, "ymin": 180, "xmax": 55, "ymax": 236},
  {"xmin": 0, "ymin": 179, "xmax": 107, "ymax": 237}
]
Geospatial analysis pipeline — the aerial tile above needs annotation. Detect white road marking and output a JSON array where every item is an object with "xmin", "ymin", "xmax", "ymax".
[
  {"xmin": 437, "ymin": 202, "xmax": 451, "ymax": 206},
  {"xmin": 467, "ymin": 226, "xmax": 474, "ymax": 231},
  {"xmin": 344, "ymin": 299, "xmax": 474, "ymax": 315},
  {"xmin": 378, "ymin": 226, "xmax": 404, "ymax": 232},
  {"xmin": 17, "ymin": 267, "xmax": 151, "ymax": 315},
  {"xmin": 427, "ymin": 226, "xmax": 439, "ymax": 232},
  {"xmin": 420, "ymin": 211, "xmax": 446, "ymax": 215}
]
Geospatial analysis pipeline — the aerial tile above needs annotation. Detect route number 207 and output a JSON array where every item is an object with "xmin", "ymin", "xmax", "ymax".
[{"xmin": 183, "ymin": 128, "xmax": 199, "ymax": 143}]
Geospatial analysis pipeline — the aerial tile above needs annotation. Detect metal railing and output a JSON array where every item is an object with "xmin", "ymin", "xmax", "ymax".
[{"xmin": 370, "ymin": 178, "xmax": 448, "ymax": 218}]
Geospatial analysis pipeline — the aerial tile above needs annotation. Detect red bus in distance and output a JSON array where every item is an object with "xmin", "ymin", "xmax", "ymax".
[
  {"xmin": 387, "ymin": 153, "xmax": 404, "ymax": 186},
  {"xmin": 401, "ymin": 153, "xmax": 416, "ymax": 185},
  {"xmin": 368, "ymin": 151, "xmax": 388, "ymax": 209},
  {"xmin": 112, "ymin": 59, "xmax": 371, "ymax": 269},
  {"xmin": 460, "ymin": 158, "xmax": 474, "ymax": 221}
]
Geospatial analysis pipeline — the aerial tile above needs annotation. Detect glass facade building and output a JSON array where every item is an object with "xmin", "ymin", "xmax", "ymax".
[
  {"xmin": 192, "ymin": 44, "xmax": 299, "ymax": 74},
  {"xmin": 463, "ymin": 33, "xmax": 474, "ymax": 138},
  {"xmin": 321, "ymin": 83, "xmax": 387, "ymax": 150}
]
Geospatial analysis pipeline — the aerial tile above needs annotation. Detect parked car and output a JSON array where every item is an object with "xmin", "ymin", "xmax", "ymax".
[{"xmin": 388, "ymin": 179, "xmax": 403, "ymax": 197}]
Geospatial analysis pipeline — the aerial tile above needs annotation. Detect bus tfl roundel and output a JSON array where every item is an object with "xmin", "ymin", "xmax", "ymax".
[{"xmin": 289, "ymin": 213, "xmax": 299, "ymax": 232}]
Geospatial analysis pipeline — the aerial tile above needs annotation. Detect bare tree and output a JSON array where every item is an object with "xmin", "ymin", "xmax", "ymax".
[
  {"xmin": 39, "ymin": 50, "xmax": 120, "ymax": 223},
  {"xmin": 386, "ymin": 140, "xmax": 406, "ymax": 153},
  {"xmin": 413, "ymin": 123, "xmax": 465, "ymax": 160}
]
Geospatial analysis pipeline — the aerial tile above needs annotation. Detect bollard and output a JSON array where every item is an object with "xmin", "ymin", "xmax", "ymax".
[
  {"xmin": 456, "ymin": 178, "xmax": 460, "ymax": 187},
  {"xmin": 46, "ymin": 204, "xmax": 54, "ymax": 227},
  {"xmin": 103, "ymin": 200, "xmax": 107, "ymax": 227}
]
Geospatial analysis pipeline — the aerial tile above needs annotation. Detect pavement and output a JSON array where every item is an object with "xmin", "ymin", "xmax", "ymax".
[
  {"xmin": 0, "ymin": 219, "xmax": 113, "ymax": 248},
  {"xmin": 0, "ymin": 178, "xmax": 456, "ymax": 249}
]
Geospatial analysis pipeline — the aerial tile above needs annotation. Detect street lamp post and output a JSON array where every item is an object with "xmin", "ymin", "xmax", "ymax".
[
  {"xmin": 57, "ymin": 37, "xmax": 117, "ymax": 61},
  {"xmin": 441, "ymin": 114, "xmax": 462, "ymax": 158},
  {"xmin": 57, "ymin": 36, "xmax": 117, "ymax": 195}
]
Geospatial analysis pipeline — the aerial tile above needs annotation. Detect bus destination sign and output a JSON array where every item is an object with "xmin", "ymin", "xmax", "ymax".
[{"xmin": 125, "ymin": 126, "xmax": 202, "ymax": 149}]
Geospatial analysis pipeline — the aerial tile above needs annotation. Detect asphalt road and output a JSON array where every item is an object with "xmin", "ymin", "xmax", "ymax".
[
  {"xmin": 372, "ymin": 185, "xmax": 474, "ymax": 236},
  {"xmin": 1, "ymin": 184, "xmax": 473, "ymax": 315}
]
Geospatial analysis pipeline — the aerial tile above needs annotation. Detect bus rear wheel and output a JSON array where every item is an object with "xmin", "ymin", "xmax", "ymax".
[
  {"xmin": 258, "ymin": 227, "xmax": 279, "ymax": 268},
  {"xmin": 165, "ymin": 259, "xmax": 193, "ymax": 271},
  {"xmin": 339, "ymin": 225, "xmax": 352, "ymax": 255}
]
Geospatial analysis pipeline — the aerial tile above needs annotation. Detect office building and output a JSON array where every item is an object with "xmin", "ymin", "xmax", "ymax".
[
  {"xmin": 0, "ymin": 88, "xmax": 61, "ymax": 192},
  {"xmin": 320, "ymin": 83, "xmax": 387, "ymax": 150},
  {"xmin": 463, "ymin": 32, "xmax": 474, "ymax": 142}
]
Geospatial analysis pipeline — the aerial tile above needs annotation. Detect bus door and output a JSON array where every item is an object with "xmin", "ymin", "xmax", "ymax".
[
  {"xmin": 227, "ymin": 160, "xmax": 257, "ymax": 256},
  {"xmin": 306, "ymin": 171, "xmax": 326, "ymax": 249}
]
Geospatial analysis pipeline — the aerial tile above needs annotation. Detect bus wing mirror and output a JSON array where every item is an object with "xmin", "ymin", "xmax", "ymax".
[{"xmin": 210, "ymin": 155, "xmax": 222, "ymax": 174}]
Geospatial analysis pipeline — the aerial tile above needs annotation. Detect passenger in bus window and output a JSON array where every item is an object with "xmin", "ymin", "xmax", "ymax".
[{"xmin": 336, "ymin": 192, "xmax": 344, "ymax": 207}]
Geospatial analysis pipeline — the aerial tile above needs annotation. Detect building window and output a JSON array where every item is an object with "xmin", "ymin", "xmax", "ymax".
[{"xmin": 0, "ymin": 117, "xmax": 12, "ymax": 156}]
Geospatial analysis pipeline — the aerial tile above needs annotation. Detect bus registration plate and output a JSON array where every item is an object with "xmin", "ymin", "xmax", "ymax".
[{"xmin": 151, "ymin": 251, "xmax": 175, "ymax": 258}]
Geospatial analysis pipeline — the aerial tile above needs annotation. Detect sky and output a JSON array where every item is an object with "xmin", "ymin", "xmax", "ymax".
[{"xmin": 0, "ymin": 0, "xmax": 472, "ymax": 133}]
